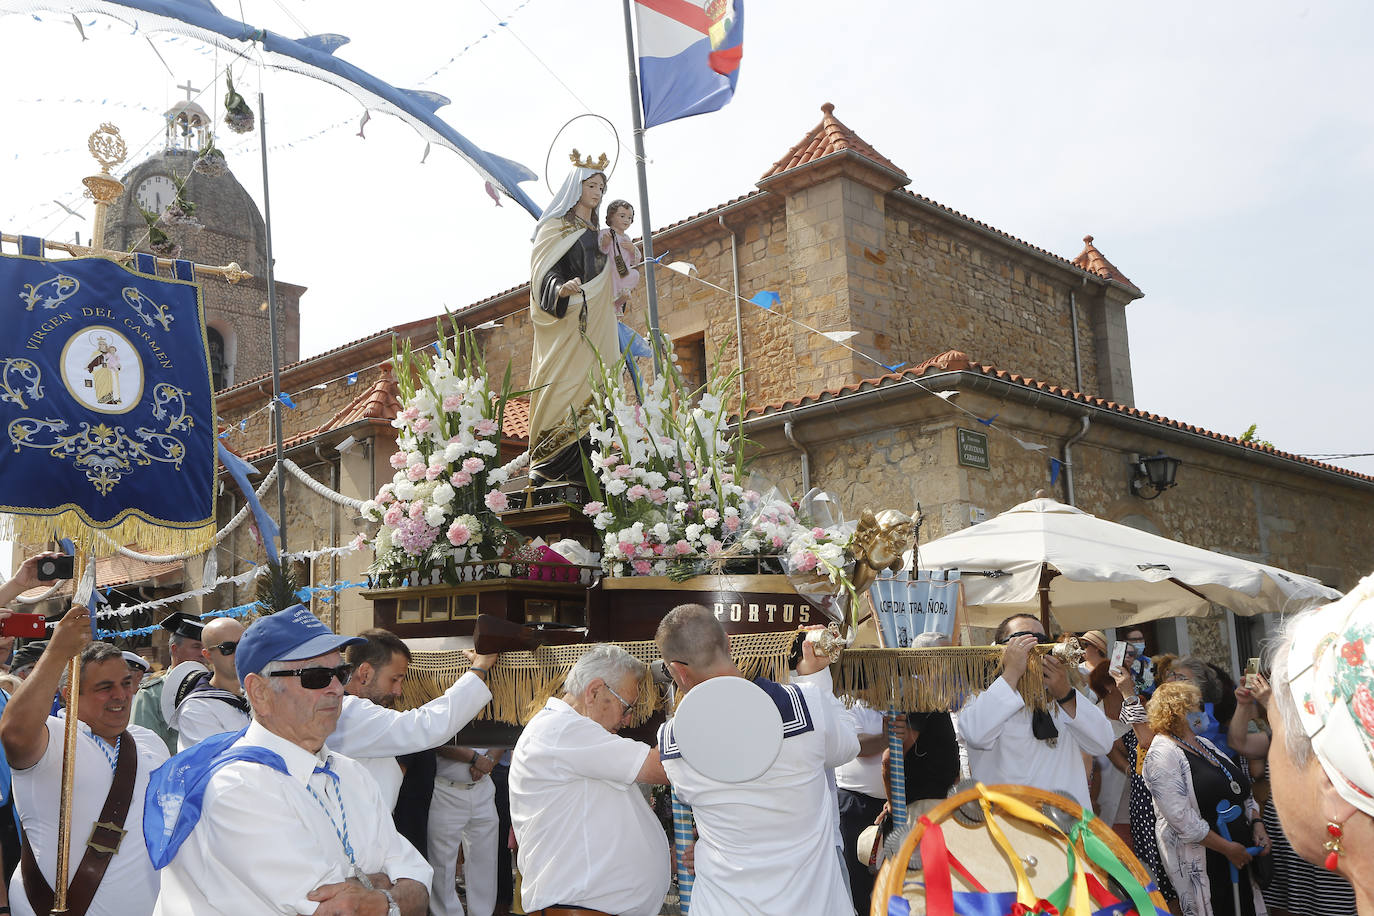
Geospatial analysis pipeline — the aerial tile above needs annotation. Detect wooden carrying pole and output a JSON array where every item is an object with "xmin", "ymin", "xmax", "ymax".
[{"xmin": 52, "ymin": 555, "xmax": 87, "ymax": 913}]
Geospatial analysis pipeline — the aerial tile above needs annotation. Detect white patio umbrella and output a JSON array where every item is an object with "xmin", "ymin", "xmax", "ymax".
[{"xmin": 915, "ymin": 498, "xmax": 1341, "ymax": 631}]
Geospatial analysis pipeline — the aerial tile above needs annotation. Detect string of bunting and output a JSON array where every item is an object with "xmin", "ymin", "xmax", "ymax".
[{"xmin": 94, "ymin": 574, "xmax": 366, "ymax": 639}]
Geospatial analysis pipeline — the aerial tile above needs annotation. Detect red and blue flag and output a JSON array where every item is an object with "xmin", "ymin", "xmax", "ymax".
[{"xmin": 635, "ymin": 0, "xmax": 743, "ymax": 128}]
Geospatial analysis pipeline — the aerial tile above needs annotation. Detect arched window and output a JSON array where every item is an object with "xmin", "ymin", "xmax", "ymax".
[{"xmin": 207, "ymin": 327, "xmax": 227, "ymax": 391}]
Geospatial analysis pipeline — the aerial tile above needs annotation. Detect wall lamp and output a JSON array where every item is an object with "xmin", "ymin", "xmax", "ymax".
[{"xmin": 1130, "ymin": 451, "xmax": 1181, "ymax": 500}]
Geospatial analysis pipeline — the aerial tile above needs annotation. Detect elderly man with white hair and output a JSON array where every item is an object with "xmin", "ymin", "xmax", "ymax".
[
  {"xmin": 147, "ymin": 605, "xmax": 433, "ymax": 915},
  {"xmin": 510, "ymin": 644, "xmax": 669, "ymax": 916}
]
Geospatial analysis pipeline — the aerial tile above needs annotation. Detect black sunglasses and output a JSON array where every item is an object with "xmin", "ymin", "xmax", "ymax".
[
  {"xmin": 267, "ymin": 663, "xmax": 354, "ymax": 690},
  {"xmin": 209, "ymin": 642, "xmax": 239, "ymax": 656},
  {"xmin": 997, "ymin": 629, "xmax": 1046, "ymax": 645}
]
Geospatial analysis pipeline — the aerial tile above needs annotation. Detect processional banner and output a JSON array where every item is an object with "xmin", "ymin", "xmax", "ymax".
[
  {"xmin": 870, "ymin": 569, "xmax": 962, "ymax": 646},
  {"xmin": 0, "ymin": 249, "xmax": 215, "ymax": 554}
]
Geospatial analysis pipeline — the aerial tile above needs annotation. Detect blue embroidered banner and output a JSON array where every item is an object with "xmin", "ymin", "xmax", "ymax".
[{"xmin": 0, "ymin": 250, "xmax": 216, "ymax": 554}]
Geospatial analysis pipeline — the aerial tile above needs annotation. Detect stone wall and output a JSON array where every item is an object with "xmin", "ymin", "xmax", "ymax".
[{"xmin": 882, "ymin": 195, "xmax": 1104, "ymax": 398}]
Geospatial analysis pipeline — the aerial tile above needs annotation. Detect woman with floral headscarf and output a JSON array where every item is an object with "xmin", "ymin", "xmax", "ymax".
[{"xmin": 1268, "ymin": 573, "xmax": 1374, "ymax": 913}]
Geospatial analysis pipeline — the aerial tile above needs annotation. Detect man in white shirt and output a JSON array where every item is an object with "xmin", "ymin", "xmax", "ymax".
[
  {"xmin": 511, "ymin": 644, "xmax": 669, "ymax": 916},
  {"xmin": 955, "ymin": 614, "xmax": 1114, "ymax": 809},
  {"xmin": 0, "ymin": 606, "xmax": 169, "ymax": 916},
  {"xmin": 427, "ymin": 743, "xmax": 500, "ymax": 916},
  {"xmin": 834, "ymin": 702, "xmax": 888, "ymax": 914},
  {"xmin": 655, "ymin": 604, "xmax": 859, "ymax": 916},
  {"xmin": 168, "ymin": 616, "xmax": 249, "ymax": 751},
  {"xmin": 333, "ymin": 627, "xmax": 496, "ymax": 809},
  {"xmin": 149, "ymin": 604, "xmax": 433, "ymax": 915}
]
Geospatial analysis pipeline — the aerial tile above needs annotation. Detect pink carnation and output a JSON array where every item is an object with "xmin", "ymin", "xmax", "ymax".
[
  {"xmin": 614, "ymin": 464, "xmax": 634, "ymax": 478},
  {"xmin": 383, "ymin": 505, "xmax": 404, "ymax": 527},
  {"xmin": 413, "ymin": 418, "xmax": 432, "ymax": 434},
  {"xmin": 812, "ymin": 527, "xmax": 827, "ymax": 539},
  {"xmin": 626, "ymin": 484, "xmax": 649, "ymax": 501},
  {"xmin": 675, "ymin": 539, "xmax": 692, "ymax": 555},
  {"xmin": 377, "ymin": 490, "xmax": 394, "ymax": 505},
  {"xmin": 792, "ymin": 551, "xmax": 819, "ymax": 573},
  {"xmin": 584, "ymin": 501, "xmax": 605, "ymax": 515},
  {"xmin": 705, "ymin": 539, "xmax": 723, "ymax": 558},
  {"xmin": 484, "ymin": 489, "xmax": 509, "ymax": 512},
  {"xmin": 452, "ymin": 471, "xmax": 472, "ymax": 487},
  {"xmin": 389, "ymin": 451, "xmax": 408, "ymax": 469},
  {"xmin": 474, "ymin": 418, "xmax": 499, "ymax": 436},
  {"xmin": 724, "ymin": 516, "xmax": 742, "ymax": 533},
  {"xmin": 442, "ymin": 395, "xmax": 462, "ymax": 411},
  {"xmin": 401, "ymin": 406, "xmax": 420, "ymax": 421},
  {"xmin": 447, "ymin": 520, "xmax": 471, "ymax": 546},
  {"xmin": 406, "ymin": 464, "xmax": 425, "ymax": 482},
  {"xmin": 648, "ymin": 488, "xmax": 667, "ymax": 505},
  {"xmin": 668, "ymin": 471, "xmax": 683, "ymax": 482},
  {"xmin": 632, "ymin": 559, "xmax": 653, "ymax": 575},
  {"xmin": 771, "ymin": 534, "xmax": 784, "ymax": 549},
  {"xmin": 619, "ymin": 542, "xmax": 636, "ymax": 558},
  {"xmin": 409, "ymin": 502, "xmax": 425, "ymax": 520},
  {"xmin": 425, "ymin": 465, "xmax": 444, "ymax": 480},
  {"xmin": 462, "ymin": 457, "xmax": 485, "ymax": 474}
]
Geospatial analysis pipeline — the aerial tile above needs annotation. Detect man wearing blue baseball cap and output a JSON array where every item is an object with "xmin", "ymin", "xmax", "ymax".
[{"xmin": 149, "ymin": 605, "xmax": 433, "ymax": 915}]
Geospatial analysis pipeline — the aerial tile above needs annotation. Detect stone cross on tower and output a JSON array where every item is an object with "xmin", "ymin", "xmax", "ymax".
[{"xmin": 178, "ymin": 79, "xmax": 199, "ymax": 101}]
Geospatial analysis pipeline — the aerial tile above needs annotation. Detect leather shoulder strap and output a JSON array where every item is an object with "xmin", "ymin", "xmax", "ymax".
[{"xmin": 23, "ymin": 730, "xmax": 139, "ymax": 916}]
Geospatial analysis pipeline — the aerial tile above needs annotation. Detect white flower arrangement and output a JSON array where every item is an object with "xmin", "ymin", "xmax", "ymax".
[
  {"xmin": 580, "ymin": 343, "xmax": 858, "ymax": 594},
  {"xmin": 362, "ymin": 323, "xmax": 525, "ymax": 587}
]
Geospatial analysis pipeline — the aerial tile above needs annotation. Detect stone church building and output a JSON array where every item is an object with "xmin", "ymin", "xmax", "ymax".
[{"xmin": 35, "ymin": 100, "xmax": 1374, "ymax": 673}]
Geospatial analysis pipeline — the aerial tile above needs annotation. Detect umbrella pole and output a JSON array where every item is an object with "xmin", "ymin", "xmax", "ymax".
[
  {"xmin": 1038, "ymin": 564, "xmax": 1057, "ymax": 633},
  {"xmin": 53, "ymin": 553, "xmax": 87, "ymax": 913}
]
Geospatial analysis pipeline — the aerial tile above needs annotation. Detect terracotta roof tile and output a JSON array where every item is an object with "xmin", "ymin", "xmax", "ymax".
[
  {"xmin": 761, "ymin": 103, "xmax": 907, "ymax": 180},
  {"xmin": 330, "ymin": 363, "xmax": 403, "ymax": 427},
  {"xmin": 501, "ymin": 396, "xmax": 530, "ymax": 441},
  {"xmin": 1072, "ymin": 235, "xmax": 1138, "ymax": 290},
  {"xmin": 743, "ymin": 352, "xmax": 1374, "ymax": 485}
]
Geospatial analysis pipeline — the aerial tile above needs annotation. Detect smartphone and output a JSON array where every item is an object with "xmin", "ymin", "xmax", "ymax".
[
  {"xmin": 1245, "ymin": 657, "xmax": 1261, "ymax": 689},
  {"xmin": 1110, "ymin": 641, "xmax": 1128, "ymax": 669},
  {"xmin": 1, "ymin": 613, "xmax": 47, "ymax": 638},
  {"xmin": 36, "ymin": 555, "xmax": 74, "ymax": 581}
]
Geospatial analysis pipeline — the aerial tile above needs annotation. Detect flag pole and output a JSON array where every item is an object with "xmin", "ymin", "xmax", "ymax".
[
  {"xmin": 257, "ymin": 89, "xmax": 289, "ymax": 554},
  {"xmin": 619, "ymin": 0, "xmax": 661, "ymax": 340},
  {"xmin": 52, "ymin": 554, "xmax": 87, "ymax": 914}
]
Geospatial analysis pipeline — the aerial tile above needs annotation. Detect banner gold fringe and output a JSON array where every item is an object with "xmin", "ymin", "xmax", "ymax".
[
  {"xmin": 403, "ymin": 631, "xmax": 800, "ymax": 726},
  {"xmin": 833, "ymin": 646, "xmax": 1053, "ymax": 712},
  {"xmin": 1, "ymin": 511, "xmax": 215, "ymax": 560}
]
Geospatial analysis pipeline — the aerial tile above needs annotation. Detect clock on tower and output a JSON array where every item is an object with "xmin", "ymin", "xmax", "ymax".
[{"xmin": 135, "ymin": 174, "xmax": 176, "ymax": 213}]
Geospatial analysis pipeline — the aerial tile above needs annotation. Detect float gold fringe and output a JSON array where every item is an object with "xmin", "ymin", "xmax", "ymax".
[
  {"xmin": 404, "ymin": 632, "xmax": 1056, "ymax": 723},
  {"xmin": 1, "ymin": 512, "xmax": 215, "ymax": 559},
  {"xmin": 403, "ymin": 630, "xmax": 800, "ymax": 726},
  {"xmin": 833, "ymin": 646, "xmax": 1052, "ymax": 712}
]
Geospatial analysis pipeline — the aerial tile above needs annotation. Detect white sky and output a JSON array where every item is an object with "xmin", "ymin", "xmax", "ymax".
[{"xmin": 1, "ymin": 0, "xmax": 1371, "ymax": 482}]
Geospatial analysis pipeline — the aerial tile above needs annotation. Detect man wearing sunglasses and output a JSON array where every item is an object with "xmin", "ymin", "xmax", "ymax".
[
  {"xmin": 955, "ymin": 614, "xmax": 1114, "ymax": 809},
  {"xmin": 167, "ymin": 616, "xmax": 249, "ymax": 752},
  {"xmin": 511, "ymin": 644, "xmax": 669, "ymax": 916},
  {"xmin": 150, "ymin": 605, "xmax": 432, "ymax": 916}
]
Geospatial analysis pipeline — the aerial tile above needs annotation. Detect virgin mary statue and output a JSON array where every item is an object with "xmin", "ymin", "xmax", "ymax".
[{"xmin": 527, "ymin": 152, "xmax": 619, "ymax": 485}]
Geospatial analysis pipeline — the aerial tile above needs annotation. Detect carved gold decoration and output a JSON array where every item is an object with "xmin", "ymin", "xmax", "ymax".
[
  {"xmin": 87, "ymin": 123, "xmax": 127, "ymax": 174},
  {"xmin": 568, "ymin": 148, "xmax": 609, "ymax": 172},
  {"xmin": 0, "ymin": 359, "xmax": 43, "ymax": 410},
  {"xmin": 850, "ymin": 507, "xmax": 920, "ymax": 594}
]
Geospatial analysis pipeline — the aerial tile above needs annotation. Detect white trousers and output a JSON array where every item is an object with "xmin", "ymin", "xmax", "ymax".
[{"xmin": 427, "ymin": 774, "xmax": 500, "ymax": 916}]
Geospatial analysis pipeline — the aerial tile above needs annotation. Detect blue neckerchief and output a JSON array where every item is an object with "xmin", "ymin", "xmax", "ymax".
[
  {"xmin": 0, "ymin": 691, "xmax": 10, "ymax": 807},
  {"xmin": 142, "ymin": 726, "xmax": 288, "ymax": 868}
]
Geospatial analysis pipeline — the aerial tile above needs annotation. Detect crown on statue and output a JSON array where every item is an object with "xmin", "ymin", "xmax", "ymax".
[{"xmin": 569, "ymin": 148, "xmax": 609, "ymax": 171}]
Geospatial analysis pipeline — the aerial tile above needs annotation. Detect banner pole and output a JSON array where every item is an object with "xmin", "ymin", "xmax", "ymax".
[
  {"xmin": 257, "ymin": 90, "xmax": 289, "ymax": 554},
  {"xmin": 619, "ymin": 0, "xmax": 661, "ymax": 341},
  {"xmin": 52, "ymin": 555, "xmax": 87, "ymax": 914}
]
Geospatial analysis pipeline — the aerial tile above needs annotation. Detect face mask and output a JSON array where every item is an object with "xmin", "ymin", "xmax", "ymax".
[
  {"xmin": 1186, "ymin": 708, "xmax": 1215, "ymax": 733},
  {"xmin": 1129, "ymin": 641, "xmax": 1146, "ymax": 656}
]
